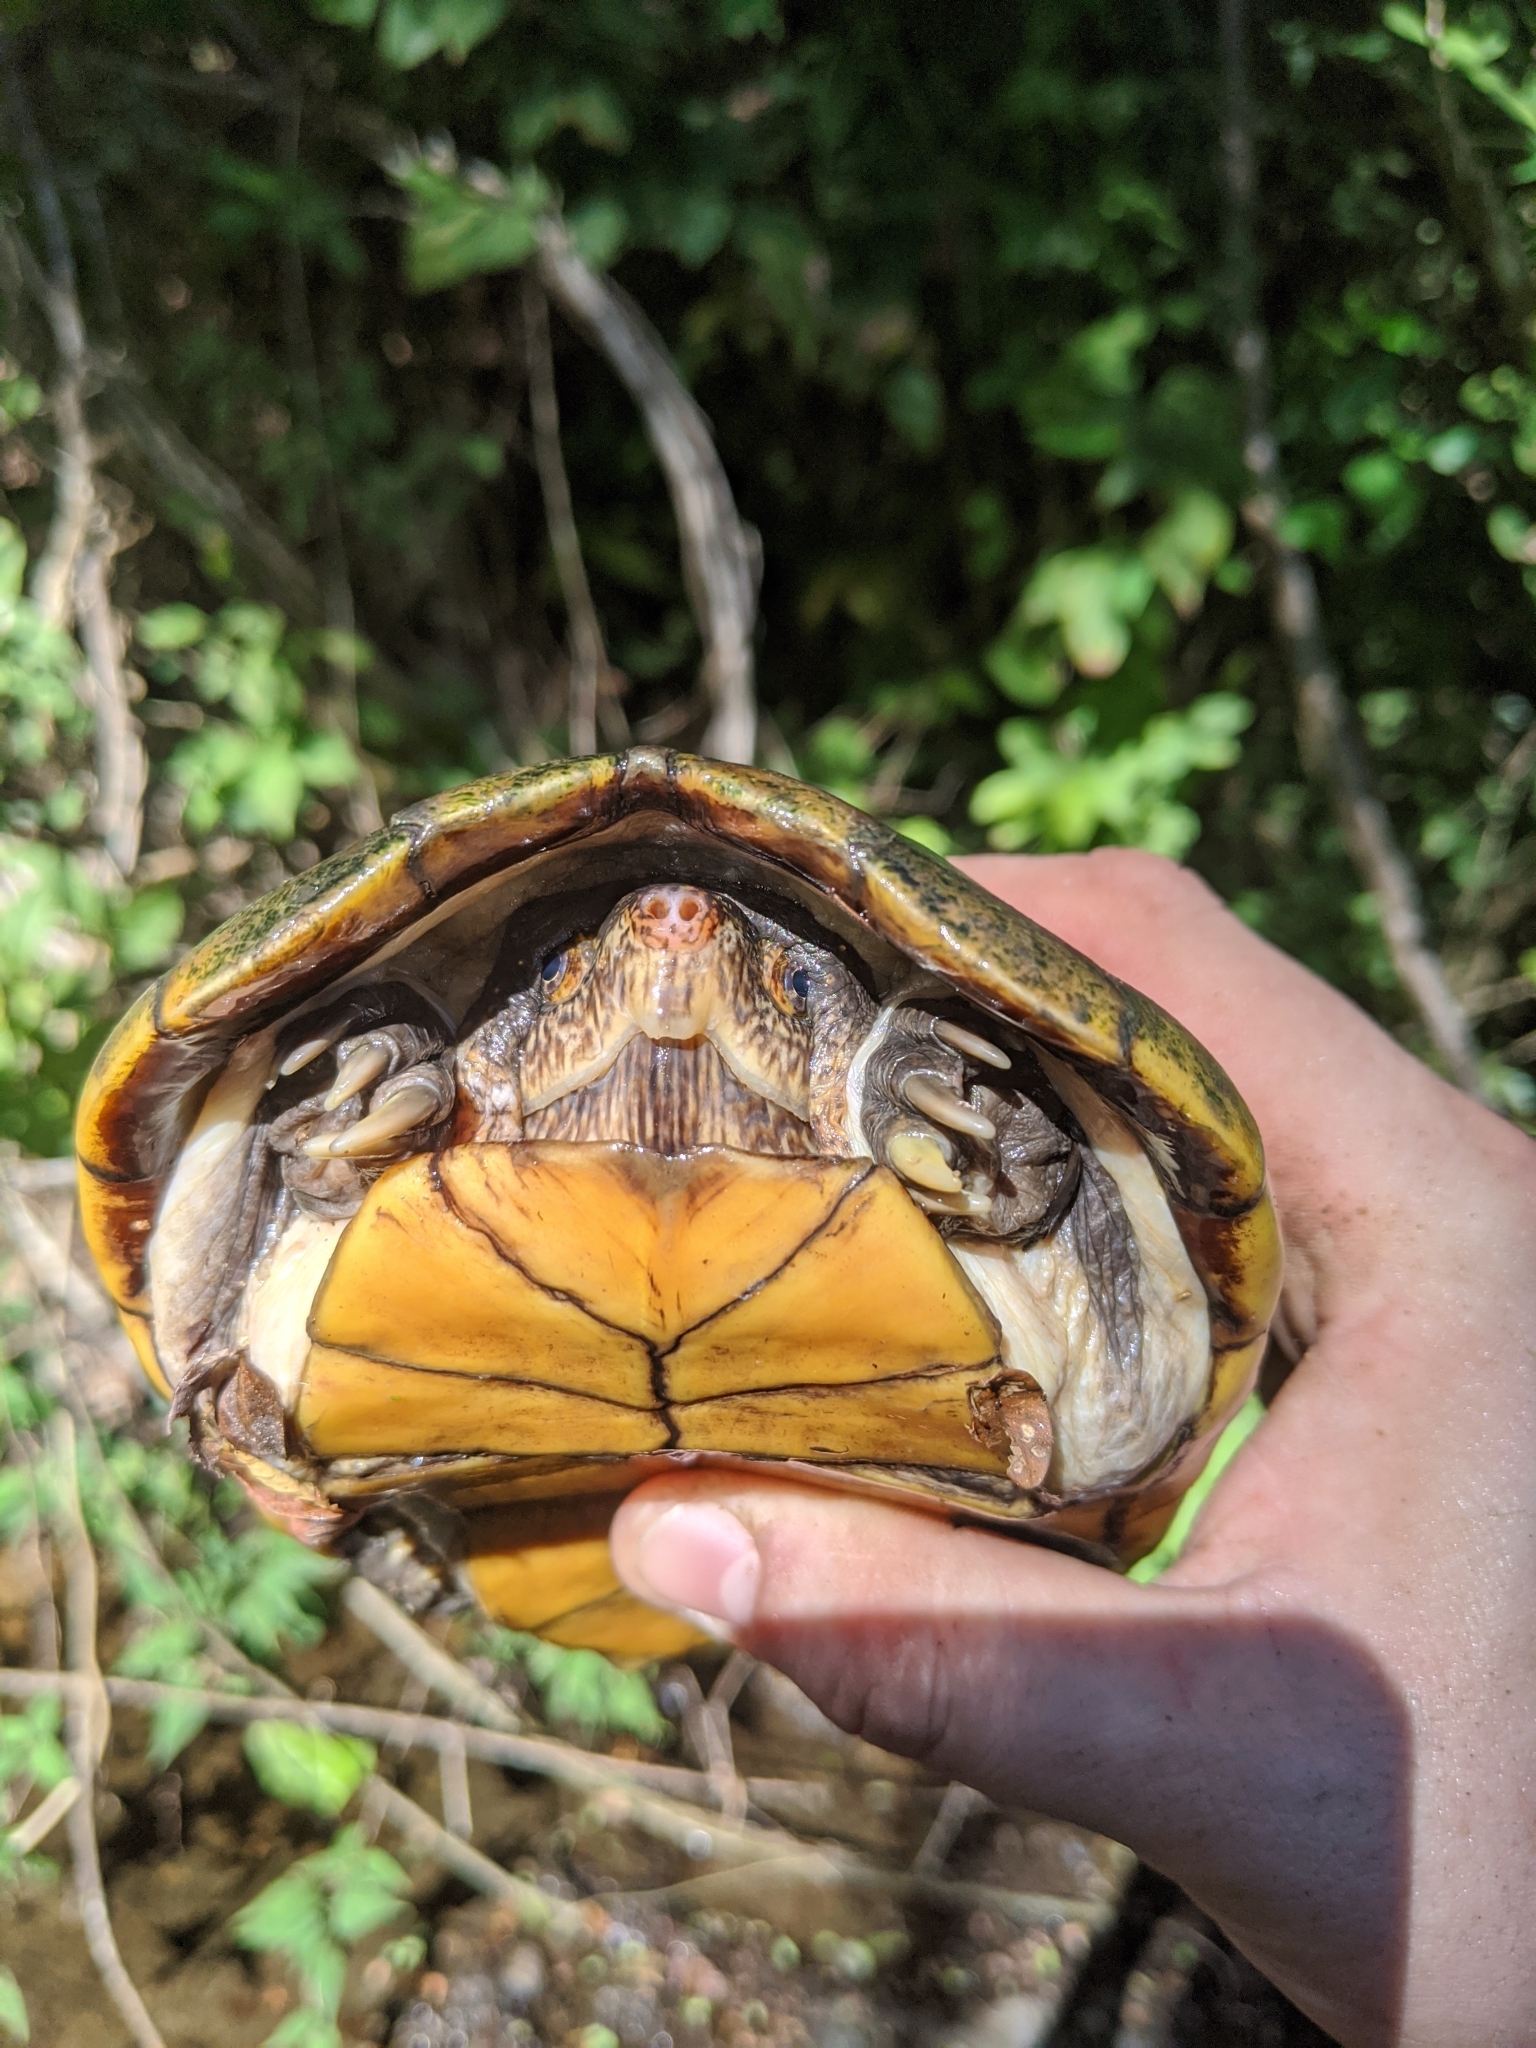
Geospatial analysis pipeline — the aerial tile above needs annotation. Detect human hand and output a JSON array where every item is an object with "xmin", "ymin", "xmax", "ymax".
[{"xmin": 609, "ymin": 849, "xmax": 1536, "ymax": 2048}]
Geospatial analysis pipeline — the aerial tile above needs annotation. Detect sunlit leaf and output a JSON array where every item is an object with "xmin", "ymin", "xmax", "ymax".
[
  {"xmin": 0, "ymin": 1966, "xmax": 28, "ymax": 2044},
  {"xmin": 243, "ymin": 1724, "xmax": 374, "ymax": 1817}
]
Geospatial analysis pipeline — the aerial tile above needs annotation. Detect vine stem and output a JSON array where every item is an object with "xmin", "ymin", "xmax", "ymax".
[{"xmin": 1218, "ymin": 0, "xmax": 1485, "ymax": 1097}]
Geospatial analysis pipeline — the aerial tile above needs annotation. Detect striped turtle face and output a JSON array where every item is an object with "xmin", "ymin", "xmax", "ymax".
[{"xmin": 143, "ymin": 864, "xmax": 1217, "ymax": 1589}]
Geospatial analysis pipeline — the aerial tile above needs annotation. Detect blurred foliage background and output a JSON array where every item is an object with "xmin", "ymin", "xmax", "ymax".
[{"xmin": 0, "ymin": 0, "xmax": 1533, "ymax": 1153}]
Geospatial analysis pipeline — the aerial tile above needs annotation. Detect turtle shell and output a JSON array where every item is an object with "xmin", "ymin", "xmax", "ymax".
[{"xmin": 76, "ymin": 748, "xmax": 1280, "ymax": 1649}]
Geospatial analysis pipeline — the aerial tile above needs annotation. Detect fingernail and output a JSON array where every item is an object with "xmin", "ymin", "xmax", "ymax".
[{"xmin": 633, "ymin": 1502, "xmax": 760, "ymax": 1630}]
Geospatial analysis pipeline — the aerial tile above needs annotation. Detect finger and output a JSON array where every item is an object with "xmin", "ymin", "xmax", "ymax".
[{"xmin": 610, "ymin": 1473, "xmax": 1408, "ymax": 2043}]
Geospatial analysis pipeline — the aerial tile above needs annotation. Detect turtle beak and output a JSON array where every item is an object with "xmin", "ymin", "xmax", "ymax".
[{"xmin": 624, "ymin": 885, "xmax": 729, "ymax": 1042}]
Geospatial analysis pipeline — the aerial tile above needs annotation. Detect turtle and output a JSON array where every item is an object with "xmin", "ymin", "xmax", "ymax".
[{"xmin": 76, "ymin": 749, "xmax": 1281, "ymax": 1659}]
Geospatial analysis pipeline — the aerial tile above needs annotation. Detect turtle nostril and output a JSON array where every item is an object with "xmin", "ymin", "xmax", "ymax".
[
  {"xmin": 644, "ymin": 895, "xmax": 668, "ymax": 919},
  {"xmin": 678, "ymin": 896, "xmax": 701, "ymax": 920}
]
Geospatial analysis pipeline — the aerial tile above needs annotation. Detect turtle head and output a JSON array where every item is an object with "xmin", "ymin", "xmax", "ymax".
[{"xmin": 518, "ymin": 884, "xmax": 813, "ymax": 1122}]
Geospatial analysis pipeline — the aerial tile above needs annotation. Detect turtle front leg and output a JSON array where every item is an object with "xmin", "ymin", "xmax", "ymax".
[
  {"xmin": 852, "ymin": 1007, "xmax": 1081, "ymax": 1242},
  {"xmin": 270, "ymin": 987, "xmax": 457, "ymax": 1216}
]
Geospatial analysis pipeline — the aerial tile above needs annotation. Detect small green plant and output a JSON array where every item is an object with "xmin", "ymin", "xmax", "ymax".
[
  {"xmin": 480, "ymin": 1628, "xmax": 671, "ymax": 1746},
  {"xmin": 231, "ymin": 1824, "xmax": 411, "ymax": 2048},
  {"xmin": 242, "ymin": 1724, "xmax": 376, "ymax": 1819},
  {"xmin": 0, "ymin": 1696, "xmax": 71, "ymax": 1886}
]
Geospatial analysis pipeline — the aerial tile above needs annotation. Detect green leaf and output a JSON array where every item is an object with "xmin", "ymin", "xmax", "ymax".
[
  {"xmin": 883, "ymin": 364, "xmax": 945, "ymax": 454},
  {"xmin": 1140, "ymin": 488, "xmax": 1233, "ymax": 617},
  {"xmin": 0, "ymin": 1966, "xmax": 27, "ymax": 2044},
  {"xmin": 0, "ymin": 524, "xmax": 26, "ymax": 605},
  {"xmin": 309, "ymin": 0, "xmax": 378, "ymax": 21},
  {"xmin": 718, "ymin": 0, "xmax": 783, "ymax": 38},
  {"xmin": 395, "ymin": 161, "xmax": 550, "ymax": 292},
  {"xmin": 113, "ymin": 888, "xmax": 185, "ymax": 974},
  {"xmin": 1019, "ymin": 546, "xmax": 1155, "ymax": 677},
  {"xmin": 568, "ymin": 197, "xmax": 630, "ymax": 268},
  {"xmin": 377, "ymin": 0, "xmax": 508, "ymax": 68},
  {"xmin": 136, "ymin": 604, "xmax": 209, "ymax": 652},
  {"xmin": 508, "ymin": 84, "xmax": 633, "ymax": 155},
  {"xmin": 1489, "ymin": 505, "xmax": 1536, "ymax": 562},
  {"xmin": 1425, "ymin": 425, "xmax": 1479, "ymax": 474},
  {"xmin": 1277, "ymin": 498, "xmax": 1349, "ymax": 564},
  {"xmin": 261, "ymin": 2014, "xmax": 342, "ymax": 2048},
  {"xmin": 983, "ymin": 636, "xmax": 1067, "ymax": 707},
  {"xmin": 243, "ymin": 1723, "xmax": 374, "ymax": 1816}
]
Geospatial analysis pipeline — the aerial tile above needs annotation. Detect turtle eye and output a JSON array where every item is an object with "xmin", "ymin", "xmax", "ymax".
[
  {"xmin": 768, "ymin": 950, "xmax": 811, "ymax": 1017},
  {"xmin": 537, "ymin": 946, "xmax": 589, "ymax": 1004}
]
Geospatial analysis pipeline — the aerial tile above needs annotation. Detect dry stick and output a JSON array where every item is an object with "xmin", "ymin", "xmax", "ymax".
[
  {"xmin": 521, "ymin": 272, "xmax": 611, "ymax": 757},
  {"xmin": 3, "ymin": 1771, "xmax": 82, "ymax": 1856},
  {"xmin": 46, "ymin": 1410, "xmax": 169, "ymax": 2048},
  {"xmin": 0, "ymin": 1669, "xmax": 827, "ymax": 1826},
  {"xmin": 2, "ymin": 68, "xmax": 146, "ymax": 875},
  {"xmin": 537, "ymin": 223, "xmax": 760, "ymax": 764},
  {"xmin": 343, "ymin": 1577, "xmax": 525, "ymax": 1733},
  {"xmin": 1217, "ymin": 0, "xmax": 1485, "ymax": 1098},
  {"xmin": 0, "ymin": 207, "xmax": 321, "ymax": 624},
  {"xmin": 102, "ymin": 379, "xmax": 320, "ymax": 621},
  {"xmin": 276, "ymin": 85, "xmax": 380, "ymax": 837},
  {"xmin": 74, "ymin": 521, "xmax": 146, "ymax": 876},
  {"xmin": 0, "ymin": 1217, "xmax": 551, "ymax": 1923},
  {"xmin": 607, "ymin": 1852, "xmax": 1125, "ymax": 1932},
  {"xmin": 2, "ymin": 67, "xmax": 91, "ymax": 630},
  {"xmin": 910, "ymin": 1781, "xmax": 990, "ymax": 1877}
]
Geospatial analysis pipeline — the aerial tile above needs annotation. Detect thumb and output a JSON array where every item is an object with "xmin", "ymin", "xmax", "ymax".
[{"xmin": 610, "ymin": 1474, "xmax": 1408, "ymax": 2043}]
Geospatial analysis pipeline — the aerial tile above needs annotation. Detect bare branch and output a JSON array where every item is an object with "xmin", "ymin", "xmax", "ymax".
[
  {"xmin": 47, "ymin": 1409, "xmax": 168, "ymax": 2048},
  {"xmin": 1, "ymin": 68, "xmax": 147, "ymax": 878},
  {"xmin": 75, "ymin": 517, "xmax": 145, "ymax": 874},
  {"xmin": 1219, "ymin": 0, "xmax": 1486, "ymax": 1097},
  {"xmin": 520, "ymin": 273, "xmax": 614, "ymax": 757},
  {"xmin": 911, "ymin": 1781, "xmax": 989, "ymax": 1877},
  {"xmin": 3, "ymin": 1770, "xmax": 81, "ymax": 1856},
  {"xmin": 275, "ymin": 87, "xmax": 381, "ymax": 837},
  {"xmin": 342, "ymin": 1574, "xmax": 523, "ymax": 1733},
  {"xmin": 100, "ymin": 378, "xmax": 321, "ymax": 620},
  {"xmin": 2, "ymin": 66, "xmax": 91, "ymax": 630},
  {"xmin": 0, "ymin": 1667, "xmax": 821, "ymax": 1820},
  {"xmin": 536, "ymin": 224, "xmax": 760, "ymax": 764}
]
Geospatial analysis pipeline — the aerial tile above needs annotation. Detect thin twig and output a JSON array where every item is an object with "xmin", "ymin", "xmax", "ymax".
[
  {"xmin": 2, "ymin": 62, "xmax": 147, "ymax": 876},
  {"xmin": 275, "ymin": 83, "xmax": 380, "ymax": 835},
  {"xmin": 437, "ymin": 1721, "xmax": 473, "ymax": 1839},
  {"xmin": 47, "ymin": 1409, "xmax": 167, "ymax": 2048},
  {"xmin": 344, "ymin": 1576, "xmax": 524, "ymax": 1731},
  {"xmin": 702, "ymin": 1650, "xmax": 753, "ymax": 1824},
  {"xmin": 3, "ymin": 65, "xmax": 90, "ymax": 630},
  {"xmin": 2, "ymin": 1771, "xmax": 81, "ymax": 1855},
  {"xmin": 536, "ymin": 225, "xmax": 759, "ymax": 763},
  {"xmin": 521, "ymin": 272, "xmax": 611, "ymax": 756},
  {"xmin": 74, "ymin": 521, "xmax": 145, "ymax": 874},
  {"xmin": 911, "ymin": 1780, "xmax": 990, "ymax": 1876},
  {"xmin": 1218, "ymin": 0, "xmax": 1484, "ymax": 1096},
  {"xmin": 0, "ymin": 1668, "xmax": 821, "ymax": 1817},
  {"xmin": 607, "ymin": 1852, "xmax": 1125, "ymax": 1930}
]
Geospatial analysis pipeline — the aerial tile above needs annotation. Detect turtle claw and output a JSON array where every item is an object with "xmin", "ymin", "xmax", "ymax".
[
  {"xmin": 933, "ymin": 1019, "xmax": 1011, "ymax": 1071},
  {"xmin": 302, "ymin": 1065, "xmax": 454, "ymax": 1159},
  {"xmin": 901, "ymin": 1074, "xmax": 997, "ymax": 1143},
  {"xmin": 886, "ymin": 1127, "xmax": 964, "ymax": 1194},
  {"xmin": 325, "ymin": 1041, "xmax": 392, "ymax": 1109}
]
